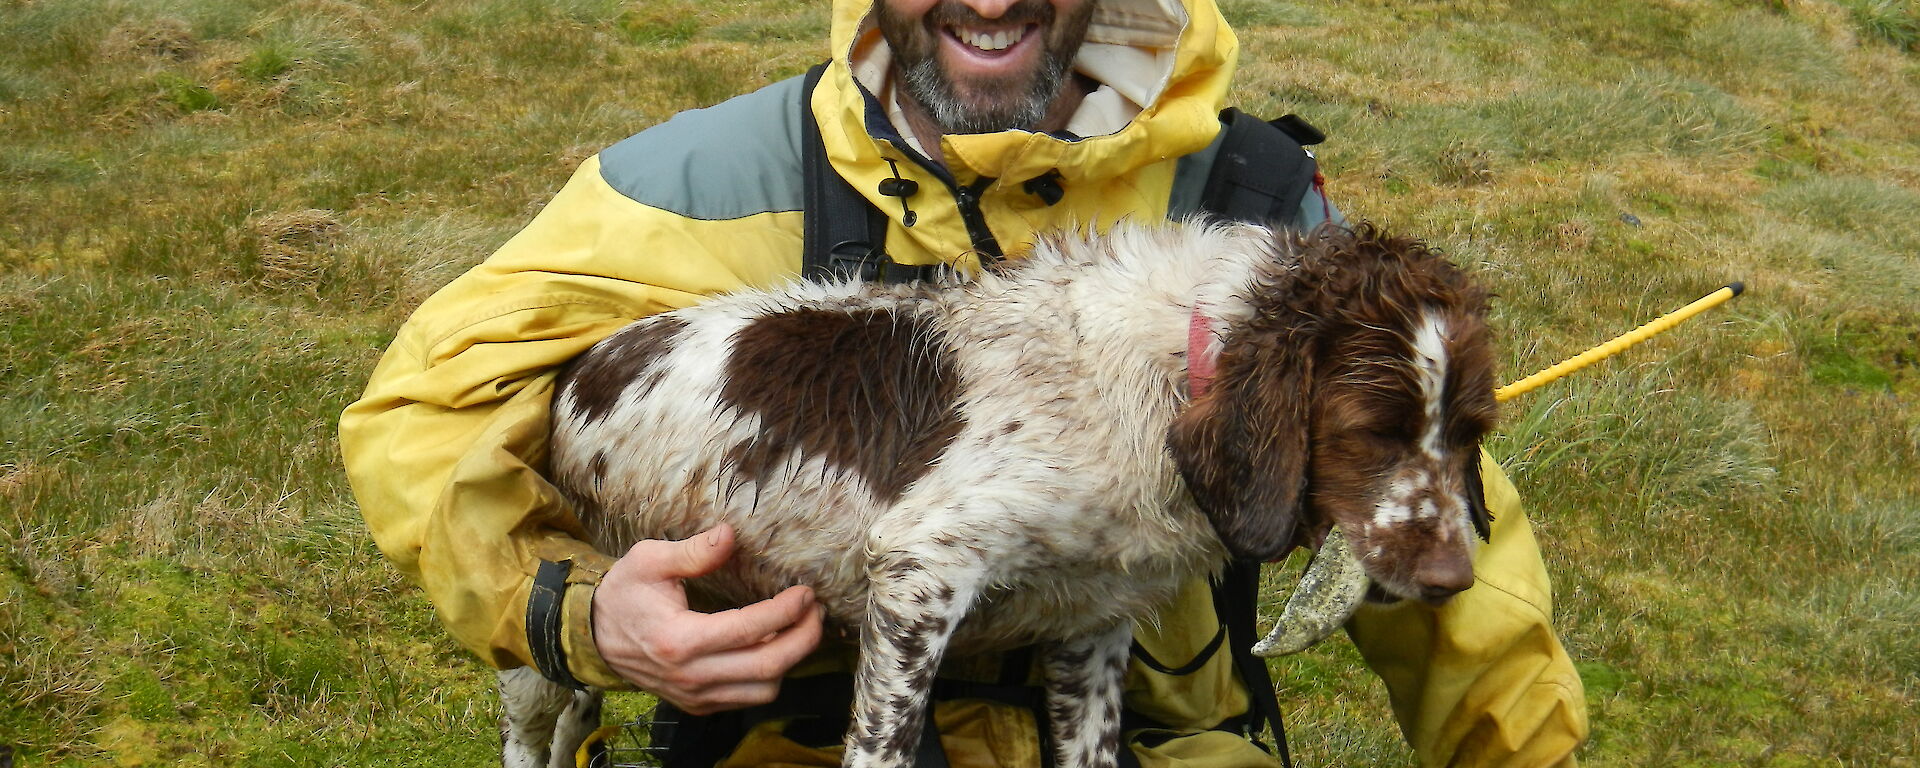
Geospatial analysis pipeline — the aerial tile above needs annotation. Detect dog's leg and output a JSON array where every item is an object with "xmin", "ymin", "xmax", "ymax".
[
  {"xmin": 1041, "ymin": 622, "xmax": 1133, "ymax": 768},
  {"xmin": 548, "ymin": 686, "xmax": 604, "ymax": 768},
  {"xmin": 843, "ymin": 550, "xmax": 983, "ymax": 768},
  {"xmin": 498, "ymin": 666, "xmax": 575, "ymax": 768}
]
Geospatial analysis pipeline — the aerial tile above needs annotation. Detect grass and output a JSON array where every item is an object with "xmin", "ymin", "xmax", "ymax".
[
  {"xmin": 4, "ymin": 0, "xmax": 1919, "ymax": 765},
  {"xmin": 1841, "ymin": 0, "xmax": 1920, "ymax": 50}
]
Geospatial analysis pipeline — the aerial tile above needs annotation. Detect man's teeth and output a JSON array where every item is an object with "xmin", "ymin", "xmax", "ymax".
[{"xmin": 955, "ymin": 26, "xmax": 1024, "ymax": 52}]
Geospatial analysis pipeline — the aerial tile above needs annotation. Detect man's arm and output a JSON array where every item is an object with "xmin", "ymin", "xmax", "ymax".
[{"xmin": 339, "ymin": 156, "xmax": 820, "ymax": 703}]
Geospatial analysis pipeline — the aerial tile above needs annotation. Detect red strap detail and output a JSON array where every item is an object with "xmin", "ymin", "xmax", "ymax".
[
  {"xmin": 1313, "ymin": 172, "xmax": 1331, "ymax": 223},
  {"xmin": 1188, "ymin": 309, "xmax": 1216, "ymax": 398}
]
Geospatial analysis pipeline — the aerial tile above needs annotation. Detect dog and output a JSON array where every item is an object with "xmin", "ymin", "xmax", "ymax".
[{"xmin": 501, "ymin": 220, "xmax": 1497, "ymax": 768}]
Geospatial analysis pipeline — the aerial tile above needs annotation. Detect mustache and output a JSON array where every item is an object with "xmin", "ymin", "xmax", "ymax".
[{"xmin": 921, "ymin": 0, "xmax": 1058, "ymax": 29}]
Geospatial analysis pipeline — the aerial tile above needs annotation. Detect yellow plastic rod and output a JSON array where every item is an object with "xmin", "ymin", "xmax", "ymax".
[{"xmin": 1495, "ymin": 282, "xmax": 1745, "ymax": 403}]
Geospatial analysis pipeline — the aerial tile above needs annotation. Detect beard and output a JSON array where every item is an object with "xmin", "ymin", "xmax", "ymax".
[{"xmin": 878, "ymin": 0, "xmax": 1097, "ymax": 135}]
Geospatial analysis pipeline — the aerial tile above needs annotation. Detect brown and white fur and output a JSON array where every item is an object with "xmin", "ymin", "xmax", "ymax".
[{"xmin": 500, "ymin": 220, "xmax": 1497, "ymax": 768}]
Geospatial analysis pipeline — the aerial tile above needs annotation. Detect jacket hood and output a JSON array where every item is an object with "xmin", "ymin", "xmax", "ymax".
[{"xmin": 822, "ymin": 0, "xmax": 1236, "ymax": 184}]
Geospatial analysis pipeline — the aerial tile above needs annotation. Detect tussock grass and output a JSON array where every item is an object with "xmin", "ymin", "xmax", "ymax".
[
  {"xmin": 4, "ymin": 0, "xmax": 1918, "ymax": 765},
  {"xmin": 1841, "ymin": 0, "xmax": 1920, "ymax": 49},
  {"xmin": 1763, "ymin": 174, "xmax": 1920, "ymax": 255},
  {"xmin": 1492, "ymin": 366, "xmax": 1780, "ymax": 506},
  {"xmin": 1685, "ymin": 9, "xmax": 1847, "ymax": 95}
]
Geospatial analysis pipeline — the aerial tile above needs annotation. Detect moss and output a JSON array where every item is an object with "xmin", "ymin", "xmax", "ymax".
[
  {"xmin": 238, "ymin": 44, "xmax": 296, "ymax": 81},
  {"xmin": 154, "ymin": 72, "xmax": 219, "ymax": 112}
]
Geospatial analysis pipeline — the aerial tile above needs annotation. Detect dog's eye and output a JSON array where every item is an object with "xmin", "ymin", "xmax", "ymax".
[{"xmin": 1362, "ymin": 423, "xmax": 1411, "ymax": 442}]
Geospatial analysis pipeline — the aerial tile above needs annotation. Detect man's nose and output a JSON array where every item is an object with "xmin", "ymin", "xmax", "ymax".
[{"xmin": 957, "ymin": 0, "xmax": 1022, "ymax": 19}]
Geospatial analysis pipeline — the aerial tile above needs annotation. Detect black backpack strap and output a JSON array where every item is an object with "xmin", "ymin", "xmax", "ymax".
[
  {"xmin": 1129, "ymin": 626, "xmax": 1227, "ymax": 677},
  {"xmin": 799, "ymin": 62, "xmax": 880, "ymax": 282},
  {"xmin": 1214, "ymin": 560, "xmax": 1294, "ymax": 768},
  {"xmin": 656, "ymin": 702, "xmax": 750, "ymax": 768},
  {"xmin": 1118, "ymin": 562, "xmax": 1295, "ymax": 768},
  {"xmin": 798, "ymin": 63, "xmax": 944, "ymax": 284},
  {"xmin": 660, "ymin": 673, "xmax": 1041, "ymax": 768},
  {"xmin": 1199, "ymin": 108, "xmax": 1320, "ymax": 228}
]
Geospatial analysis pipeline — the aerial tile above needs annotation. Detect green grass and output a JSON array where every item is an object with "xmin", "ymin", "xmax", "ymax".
[
  {"xmin": 5, "ymin": 0, "xmax": 1920, "ymax": 765},
  {"xmin": 1842, "ymin": 0, "xmax": 1920, "ymax": 50}
]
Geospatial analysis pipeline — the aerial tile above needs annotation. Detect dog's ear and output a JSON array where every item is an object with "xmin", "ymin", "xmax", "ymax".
[
  {"xmin": 1465, "ymin": 449, "xmax": 1494, "ymax": 541},
  {"xmin": 1168, "ymin": 351, "xmax": 1312, "ymax": 562}
]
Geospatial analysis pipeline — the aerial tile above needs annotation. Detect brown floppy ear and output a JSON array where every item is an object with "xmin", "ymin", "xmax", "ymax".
[{"xmin": 1167, "ymin": 352, "xmax": 1312, "ymax": 562}]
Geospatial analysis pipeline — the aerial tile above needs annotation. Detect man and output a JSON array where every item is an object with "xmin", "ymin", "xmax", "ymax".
[{"xmin": 340, "ymin": 0, "xmax": 1589, "ymax": 764}]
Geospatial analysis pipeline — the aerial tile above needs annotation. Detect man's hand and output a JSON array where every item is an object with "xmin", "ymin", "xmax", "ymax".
[{"xmin": 591, "ymin": 524, "xmax": 825, "ymax": 715}]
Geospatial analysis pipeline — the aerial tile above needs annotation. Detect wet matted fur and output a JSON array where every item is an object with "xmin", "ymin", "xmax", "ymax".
[{"xmin": 500, "ymin": 220, "xmax": 1497, "ymax": 768}]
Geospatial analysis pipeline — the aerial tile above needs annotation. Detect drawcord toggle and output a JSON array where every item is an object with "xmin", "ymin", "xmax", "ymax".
[{"xmin": 878, "ymin": 158, "xmax": 919, "ymax": 227}]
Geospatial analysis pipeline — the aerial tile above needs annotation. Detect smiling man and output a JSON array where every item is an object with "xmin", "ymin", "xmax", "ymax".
[{"xmin": 341, "ymin": 0, "xmax": 1589, "ymax": 766}]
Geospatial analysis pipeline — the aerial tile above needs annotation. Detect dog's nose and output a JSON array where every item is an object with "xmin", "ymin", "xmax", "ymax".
[{"xmin": 1411, "ymin": 553, "xmax": 1474, "ymax": 605}]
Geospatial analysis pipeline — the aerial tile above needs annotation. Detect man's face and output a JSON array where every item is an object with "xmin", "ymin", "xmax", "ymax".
[{"xmin": 878, "ymin": 0, "xmax": 1097, "ymax": 134}]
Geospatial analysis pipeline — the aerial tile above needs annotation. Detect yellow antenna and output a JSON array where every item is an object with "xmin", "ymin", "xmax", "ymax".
[{"xmin": 1496, "ymin": 282, "xmax": 1745, "ymax": 403}]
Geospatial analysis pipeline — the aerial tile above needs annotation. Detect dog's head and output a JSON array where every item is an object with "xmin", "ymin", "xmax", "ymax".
[{"xmin": 1170, "ymin": 223, "xmax": 1496, "ymax": 606}]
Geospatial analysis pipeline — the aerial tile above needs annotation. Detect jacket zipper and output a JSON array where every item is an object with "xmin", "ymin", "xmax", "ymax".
[
  {"xmin": 951, "ymin": 177, "xmax": 1003, "ymax": 263},
  {"xmin": 884, "ymin": 138, "xmax": 1005, "ymax": 264}
]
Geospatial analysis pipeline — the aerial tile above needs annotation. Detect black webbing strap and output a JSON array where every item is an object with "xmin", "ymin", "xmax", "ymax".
[
  {"xmin": 798, "ymin": 63, "xmax": 944, "ymax": 285},
  {"xmin": 661, "ymin": 673, "xmax": 1043, "ymax": 767},
  {"xmin": 657, "ymin": 702, "xmax": 743, "ymax": 768},
  {"xmin": 1129, "ymin": 627, "xmax": 1227, "ymax": 677},
  {"xmin": 1215, "ymin": 560, "xmax": 1294, "ymax": 768},
  {"xmin": 799, "ymin": 63, "xmax": 872, "ymax": 282},
  {"xmin": 1199, "ymin": 108, "xmax": 1319, "ymax": 227},
  {"xmin": 528, "ymin": 559, "xmax": 586, "ymax": 691},
  {"xmin": 915, "ymin": 711, "xmax": 953, "ymax": 768}
]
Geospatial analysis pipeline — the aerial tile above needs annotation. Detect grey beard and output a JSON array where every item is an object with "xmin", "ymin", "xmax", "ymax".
[{"xmin": 898, "ymin": 54, "xmax": 1072, "ymax": 135}]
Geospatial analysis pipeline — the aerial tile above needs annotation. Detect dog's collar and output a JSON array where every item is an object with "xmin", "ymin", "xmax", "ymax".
[{"xmin": 1188, "ymin": 308, "xmax": 1218, "ymax": 398}]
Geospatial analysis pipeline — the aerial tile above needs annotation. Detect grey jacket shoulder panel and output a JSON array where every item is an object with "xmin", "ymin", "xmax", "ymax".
[{"xmin": 597, "ymin": 75, "xmax": 807, "ymax": 221}]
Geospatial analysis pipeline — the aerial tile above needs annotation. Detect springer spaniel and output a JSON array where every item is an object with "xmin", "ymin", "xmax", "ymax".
[{"xmin": 500, "ymin": 221, "xmax": 1497, "ymax": 768}]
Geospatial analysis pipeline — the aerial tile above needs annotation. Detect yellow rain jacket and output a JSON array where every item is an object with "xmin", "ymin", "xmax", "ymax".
[{"xmin": 339, "ymin": 0, "xmax": 1588, "ymax": 764}]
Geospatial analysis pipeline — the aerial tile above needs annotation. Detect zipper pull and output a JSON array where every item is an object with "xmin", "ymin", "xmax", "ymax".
[
  {"xmin": 954, "ymin": 176, "xmax": 992, "ymax": 209},
  {"xmin": 951, "ymin": 177, "xmax": 1003, "ymax": 263}
]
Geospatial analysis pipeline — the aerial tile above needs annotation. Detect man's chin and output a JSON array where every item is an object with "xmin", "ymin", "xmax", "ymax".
[
  {"xmin": 935, "ymin": 104, "xmax": 1046, "ymax": 135},
  {"xmin": 938, "ymin": 62, "xmax": 1038, "ymax": 102},
  {"xmin": 946, "ymin": 92, "xmax": 1039, "ymax": 128},
  {"xmin": 906, "ymin": 74, "xmax": 1048, "ymax": 134}
]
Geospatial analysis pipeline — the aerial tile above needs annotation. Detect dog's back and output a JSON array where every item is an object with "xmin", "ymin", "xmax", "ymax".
[
  {"xmin": 547, "ymin": 222, "xmax": 1267, "ymax": 651},
  {"xmin": 551, "ymin": 282, "xmax": 957, "ymax": 628}
]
